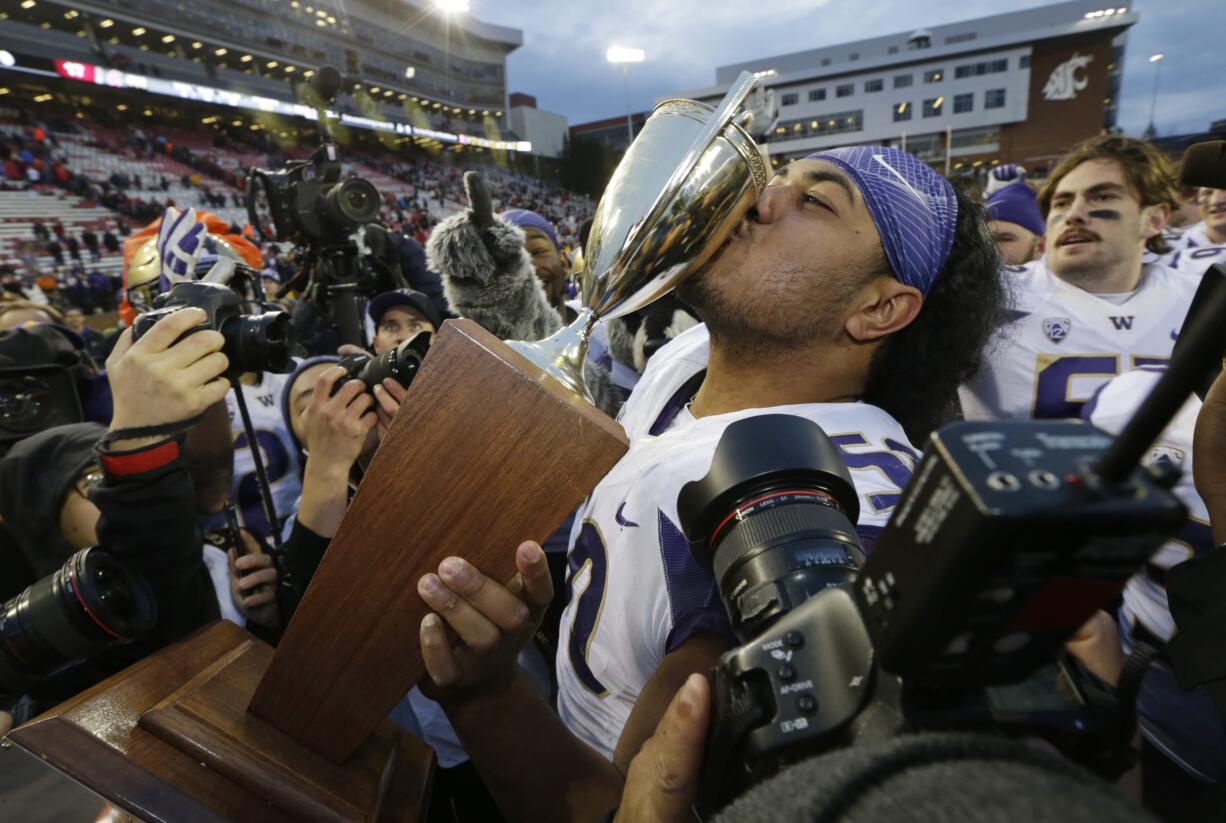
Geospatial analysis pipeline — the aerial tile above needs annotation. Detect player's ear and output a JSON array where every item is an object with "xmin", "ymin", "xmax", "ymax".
[
  {"xmin": 846, "ymin": 278, "xmax": 923, "ymax": 344},
  {"xmin": 1140, "ymin": 201, "xmax": 1169, "ymax": 243}
]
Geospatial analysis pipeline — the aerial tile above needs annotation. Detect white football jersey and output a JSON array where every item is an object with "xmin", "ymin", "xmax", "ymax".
[
  {"xmin": 556, "ymin": 324, "xmax": 921, "ymax": 759},
  {"xmin": 959, "ymin": 260, "xmax": 1199, "ymax": 421},
  {"xmin": 1084, "ymin": 368, "xmax": 1223, "ymax": 781},
  {"xmin": 1167, "ymin": 243, "xmax": 1226, "ymax": 278},
  {"xmin": 226, "ymin": 372, "xmax": 302, "ymax": 537}
]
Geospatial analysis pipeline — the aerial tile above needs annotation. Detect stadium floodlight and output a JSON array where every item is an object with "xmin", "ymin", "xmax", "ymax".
[
  {"xmin": 240, "ymin": 53, "xmax": 252, "ymax": 62},
  {"xmin": 99, "ymin": 18, "xmax": 113, "ymax": 27},
  {"xmin": 404, "ymin": 66, "xmax": 416, "ymax": 79},
  {"xmin": 266, "ymin": 60, "xmax": 278, "ymax": 68},
  {"xmin": 435, "ymin": 0, "xmax": 470, "ymax": 13},
  {"xmin": 606, "ymin": 46, "xmax": 645, "ymax": 64},
  {"xmin": 0, "ymin": 51, "xmax": 14, "ymax": 68},
  {"xmin": 161, "ymin": 34, "xmax": 175, "ymax": 43},
  {"xmin": 608, "ymin": 47, "xmax": 646, "ymax": 144},
  {"xmin": 131, "ymin": 26, "xmax": 146, "ymax": 36},
  {"xmin": 1149, "ymin": 53, "xmax": 1164, "ymax": 62},
  {"xmin": 214, "ymin": 47, "xmax": 227, "ymax": 56},
  {"xmin": 19, "ymin": 0, "xmax": 34, "ymax": 8}
]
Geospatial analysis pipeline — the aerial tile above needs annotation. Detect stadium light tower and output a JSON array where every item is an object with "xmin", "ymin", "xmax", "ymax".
[
  {"xmin": 1145, "ymin": 53, "xmax": 1164, "ymax": 138},
  {"xmin": 434, "ymin": 0, "xmax": 469, "ymax": 104},
  {"xmin": 607, "ymin": 46, "xmax": 645, "ymax": 145}
]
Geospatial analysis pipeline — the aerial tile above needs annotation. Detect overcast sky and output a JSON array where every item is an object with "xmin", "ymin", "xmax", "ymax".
[{"xmin": 469, "ymin": 0, "xmax": 1221, "ymax": 138}]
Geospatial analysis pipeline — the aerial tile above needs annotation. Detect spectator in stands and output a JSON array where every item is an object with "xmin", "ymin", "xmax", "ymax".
[
  {"xmin": 46, "ymin": 238, "xmax": 64, "ymax": 266},
  {"xmin": 32, "ymin": 220, "xmax": 50, "ymax": 242},
  {"xmin": 62, "ymin": 306, "xmax": 108, "ymax": 362},
  {"xmin": 52, "ymin": 220, "xmax": 65, "ymax": 240},
  {"xmin": 82, "ymin": 229, "xmax": 101, "ymax": 262},
  {"xmin": 65, "ymin": 235, "xmax": 82, "ymax": 263},
  {"xmin": 102, "ymin": 228, "xmax": 120, "ymax": 254}
]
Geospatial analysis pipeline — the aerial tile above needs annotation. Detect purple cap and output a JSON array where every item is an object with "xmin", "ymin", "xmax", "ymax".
[
  {"xmin": 985, "ymin": 182, "xmax": 1045, "ymax": 237},
  {"xmin": 805, "ymin": 146, "xmax": 958, "ymax": 297},
  {"xmin": 500, "ymin": 208, "xmax": 559, "ymax": 251}
]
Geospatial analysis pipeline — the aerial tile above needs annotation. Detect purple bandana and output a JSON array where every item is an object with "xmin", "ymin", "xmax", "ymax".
[
  {"xmin": 806, "ymin": 146, "xmax": 957, "ymax": 297},
  {"xmin": 500, "ymin": 208, "xmax": 560, "ymax": 251}
]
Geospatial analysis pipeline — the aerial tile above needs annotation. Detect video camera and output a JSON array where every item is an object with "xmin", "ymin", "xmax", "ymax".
[
  {"xmin": 245, "ymin": 66, "xmax": 402, "ymax": 349},
  {"xmin": 679, "ymin": 264, "xmax": 1226, "ymax": 814},
  {"xmin": 0, "ymin": 325, "xmax": 96, "ymax": 457}
]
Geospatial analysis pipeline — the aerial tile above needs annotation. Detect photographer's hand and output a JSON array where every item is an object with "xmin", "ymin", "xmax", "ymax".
[
  {"xmin": 1194, "ymin": 361, "xmax": 1226, "ymax": 544},
  {"xmin": 229, "ymin": 529, "xmax": 280, "ymax": 631},
  {"xmin": 417, "ymin": 540, "xmax": 552, "ymax": 701},
  {"xmin": 298, "ymin": 367, "xmax": 376, "ymax": 537},
  {"xmin": 1065, "ymin": 609, "xmax": 1123, "ymax": 687},
  {"xmin": 615, "ymin": 674, "xmax": 710, "ymax": 823},
  {"xmin": 106, "ymin": 308, "xmax": 229, "ymax": 451},
  {"xmin": 373, "ymin": 378, "xmax": 408, "ymax": 440}
]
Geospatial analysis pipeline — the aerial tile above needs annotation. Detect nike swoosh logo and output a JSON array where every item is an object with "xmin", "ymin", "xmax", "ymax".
[
  {"xmin": 872, "ymin": 154, "xmax": 925, "ymax": 202},
  {"xmin": 615, "ymin": 502, "xmax": 639, "ymax": 528}
]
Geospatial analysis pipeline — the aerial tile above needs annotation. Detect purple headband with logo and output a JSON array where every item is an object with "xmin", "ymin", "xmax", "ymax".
[
  {"xmin": 500, "ymin": 208, "xmax": 559, "ymax": 251},
  {"xmin": 805, "ymin": 146, "xmax": 958, "ymax": 297}
]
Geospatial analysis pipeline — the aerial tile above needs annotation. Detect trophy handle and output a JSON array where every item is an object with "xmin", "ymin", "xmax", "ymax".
[{"xmin": 505, "ymin": 308, "xmax": 597, "ymax": 402}]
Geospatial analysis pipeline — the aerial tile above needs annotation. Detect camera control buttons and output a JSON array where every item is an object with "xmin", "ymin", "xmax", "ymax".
[
  {"xmin": 986, "ymin": 471, "xmax": 1021, "ymax": 492},
  {"xmin": 777, "ymin": 664, "xmax": 796, "ymax": 682},
  {"xmin": 796, "ymin": 694, "xmax": 818, "ymax": 715},
  {"xmin": 784, "ymin": 630, "xmax": 805, "ymax": 649},
  {"xmin": 1027, "ymin": 470, "xmax": 1060, "ymax": 490}
]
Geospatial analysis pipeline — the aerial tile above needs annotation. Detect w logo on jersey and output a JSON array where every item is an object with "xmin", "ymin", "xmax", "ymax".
[
  {"xmin": 1042, "ymin": 317, "xmax": 1071, "ymax": 344},
  {"xmin": 1108, "ymin": 315, "xmax": 1135, "ymax": 331}
]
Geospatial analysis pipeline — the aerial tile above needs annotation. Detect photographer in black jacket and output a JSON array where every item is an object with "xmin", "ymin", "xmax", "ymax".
[{"xmin": 0, "ymin": 307, "xmax": 276, "ymax": 716}]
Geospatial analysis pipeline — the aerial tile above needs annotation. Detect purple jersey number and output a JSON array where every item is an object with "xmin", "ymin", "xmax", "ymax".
[{"xmin": 565, "ymin": 521, "xmax": 610, "ymax": 696}]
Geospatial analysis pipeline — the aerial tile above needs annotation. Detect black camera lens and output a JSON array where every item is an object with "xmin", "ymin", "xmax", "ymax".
[
  {"xmin": 0, "ymin": 547, "xmax": 157, "ymax": 694},
  {"xmin": 324, "ymin": 178, "xmax": 380, "ymax": 231},
  {"xmin": 0, "ymin": 376, "xmax": 53, "ymax": 434},
  {"xmin": 221, "ymin": 311, "xmax": 295, "ymax": 374},
  {"xmin": 331, "ymin": 332, "xmax": 431, "ymax": 397},
  {"xmin": 677, "ymin": 415, "xmax": 865, "ymax": 640}
]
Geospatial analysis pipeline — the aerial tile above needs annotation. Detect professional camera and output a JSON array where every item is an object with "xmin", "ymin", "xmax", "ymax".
[
  {"xmin": 246, "ymin": 147, "xmax": 379, "ymax": 247},
  {"xmin": 0, "ymin": 325, "xmax": 93, "ymax": 457},
  {"xmin": 680, "ymin": 404, "xmax": 1191, "ymax": 812},
  {"xmin": 131, "ymin": 281, "xmax": 295, "ymax": 375},
  {"xmin": 245, "ymin": 66, "xmax": 399, "ymax": 349},
  {"xmin": 332, "ymin": 329, "xmax": 431, "ymax": 396},
  {"xmin": 0, "ymin": 547, "xmax": 156, "ymax": 696}
]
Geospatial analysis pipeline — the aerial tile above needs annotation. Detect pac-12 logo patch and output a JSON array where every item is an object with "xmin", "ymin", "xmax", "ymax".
[{"xmin": 1042, "ymin": 317, "xmax": 1071, "ymax": 344}]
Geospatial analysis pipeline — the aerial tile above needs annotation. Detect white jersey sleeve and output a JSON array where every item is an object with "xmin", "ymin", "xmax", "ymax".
[
  {"xmin": 1083, "ymin": 368, "xmax": 1224, "ymax": 782},
  {"xmin": 226, "ymin": 371, "xmax": 302, "ymax": 537},
  {"xmin": 556, "ymin": 324, "xmax": 921, "ymax": 759},
  {"xmin": 959, "ymin": 260, "xmax": 1199, "ymax": 421}
]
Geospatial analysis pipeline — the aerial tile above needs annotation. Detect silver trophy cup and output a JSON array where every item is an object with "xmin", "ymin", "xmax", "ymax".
[{"xmin": 507, "ymin": 72, "xmax": 769, "ymax": 401}]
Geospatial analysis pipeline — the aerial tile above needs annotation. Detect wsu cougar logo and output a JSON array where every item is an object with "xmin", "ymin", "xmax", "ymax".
[{"xmin": 1043, "ymin": 53, "xmax": 1094, "ymax": 101}]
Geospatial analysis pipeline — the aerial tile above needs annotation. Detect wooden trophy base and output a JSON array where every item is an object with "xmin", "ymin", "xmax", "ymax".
[
  {"xmin": 251, "ymin": 319, "xmax": 630, "ymax": 762},
  {"xmin": 8, "ymin": 621, "xmax": 434, "ymax": 823}
]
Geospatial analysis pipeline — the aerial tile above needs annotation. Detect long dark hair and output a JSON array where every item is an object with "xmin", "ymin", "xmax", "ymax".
[{"xmin": 862, "ymin": 188, "xmax": 1007, "ymax": 444}]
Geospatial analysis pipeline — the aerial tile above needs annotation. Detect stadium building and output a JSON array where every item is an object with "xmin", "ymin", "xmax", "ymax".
[
  {"xmin": 0, "ymin": 0, "xmax": 528, "ymax": 151},
  {"xmin": 673, "ymin": 0, "xmax": 1137, "ymax": 176}
]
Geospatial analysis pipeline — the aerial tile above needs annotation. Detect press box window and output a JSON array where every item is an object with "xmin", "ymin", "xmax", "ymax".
[
  {"xmin": 836, "ymin": 83, "xmax": 854, "ymax": 98},
  {"xmin": 781, "ymin": 93, "xmax": 798, "ymax": 106},
  {"xmin": 953, "ymin": 93, "xmax": 973, "ymax": 114},
  {"xmin": 923, "ymin": 97, "xmax": 944, "ymax": 117},
  {"xmin": 894, "ymin": 74, "xmax": 912, "ymax": 88},
  {"xmin": 985, "ymin": 88, "xmax": 1006, "ymax": 109},
  {"xmin": 865, "ymin": 78, "xmax": 883, "ymax": 93},
  {"xmin": 924, "ymin": 69, "xmax": 943, "ymax": 83},
  {"xmin": 808, "ymin": 88, "xmax": 826, "ymax": 102},
  {"xmin": 893, "ymin": 101, "xmax": 912, "ymax": 122}
]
